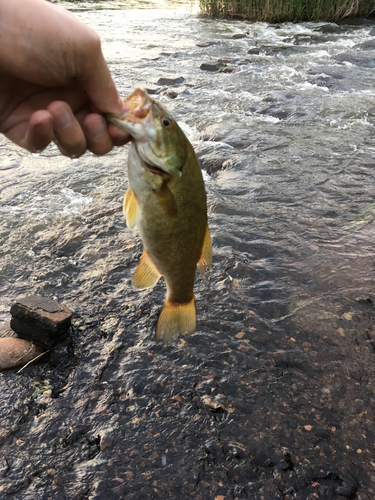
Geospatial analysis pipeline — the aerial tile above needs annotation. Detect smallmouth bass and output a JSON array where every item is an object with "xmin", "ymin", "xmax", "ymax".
[{"xmin": 108, "ymin": 88, "xmax": 211, "ymax": 343}]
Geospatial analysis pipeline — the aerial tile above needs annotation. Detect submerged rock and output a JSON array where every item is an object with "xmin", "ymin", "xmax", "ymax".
[
  {"xmin": 157, "ymin": 76, "xmax": 184, "ymax": 86},
  {"xmin": 10, "ymin": 295, "xmax": 72, "ymax": 349},
  {"xmin": 145, "ymin": 86, "xmax": 161, "ymax": 95},
  {"xmin": 200, "ymin": 62, "xmax": 224, "ymax": 72},
  {"xmin": 248, "ymin": 47, "xmax": 261, "ymax": 54},
  {"xmin": 196, "ymin": 41, "xmax": 218, "ymax": 47},
  {"xmin": 163, "ymin": 90, "xmax": 178, "ymax": 99},
  {"xmin": 0, "ymin": 337, "xmax": 44, "ymax": 372}
]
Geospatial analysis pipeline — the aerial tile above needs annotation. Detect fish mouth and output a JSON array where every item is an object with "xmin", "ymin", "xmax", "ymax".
[{"xmin": 144, "ymin": 161, "xmax": 172, "ymax": 179}]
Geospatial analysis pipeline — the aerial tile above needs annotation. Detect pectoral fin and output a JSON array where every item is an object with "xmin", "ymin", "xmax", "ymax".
[
  {"xmin": 197, "ymin": 224, "xmax": 212, "ymax": 278},
  {"xmin": 132, "ymin": 250, "xmax": 161, "ymax": 289},
  {"xmin": 155, "ymin": 297, "xmax": 196, "ymax": 344},
  {"xmin": 124, "ymin": 188, "xmax": 140, "ymax": 229},
  {"xmin": 155, "ymin": 183, "xmax": 177, "ymax": 217}
]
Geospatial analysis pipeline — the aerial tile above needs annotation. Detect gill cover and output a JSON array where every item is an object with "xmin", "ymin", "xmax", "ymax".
[{"xmin": 107, "ymin": 88, "xmax": 187, "ymax": 177}]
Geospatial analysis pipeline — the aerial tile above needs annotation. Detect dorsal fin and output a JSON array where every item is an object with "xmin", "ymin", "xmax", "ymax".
[
  {"xmin": 197, "ymin": 224, "xmax": 212, "ymax": 278},
  {"xmin": 132, "ymin": 250, "xmax": 161, "ymax": 290},
  {"xmin": 123, "ymin": 188, "xmax": 140, "ymax": 229}
]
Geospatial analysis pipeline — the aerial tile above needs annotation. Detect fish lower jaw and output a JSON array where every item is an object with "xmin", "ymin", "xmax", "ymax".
[{"xmin": 144, "ymin": 161, "xmax": 172, "ymax": 180}]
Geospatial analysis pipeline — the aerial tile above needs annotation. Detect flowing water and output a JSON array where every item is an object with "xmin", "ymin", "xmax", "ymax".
[{"xmin": 1, "ymin": 3, "xmax": 375, "ymax": 499}]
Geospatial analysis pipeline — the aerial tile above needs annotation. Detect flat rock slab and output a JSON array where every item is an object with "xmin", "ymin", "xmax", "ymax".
[
  {"xmin": 10, "ymin": 295, "xmax": 72, "ymax": 349},
  {"xmin": 0, "ymin": 337, "xmax": 44, "ymax": 372},
  {"xmin": 16, "ymin": 295, "xmax": 61, "ymax": 313},
  {"xmin": 200, "ymin": 62, "xmax": 225, "ymax": 72},
  {"xmin": 196, "ymin": 41, "xmax": 219, "ymax": 47},
  {"xmin": 157, "ymin": 76, "xmax": 184, "ymax": 86},
  {"xmin": 145, "ymin": 86, "xmax": 161, "ymax": 95}
]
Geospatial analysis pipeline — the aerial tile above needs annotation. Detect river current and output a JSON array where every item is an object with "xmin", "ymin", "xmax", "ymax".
[
  {"xmin": 1, "ymin": 3, "xmax": 375, "ymax": 329},
  {"xmin": 1, "ymin": 3, "xmax": 375, "ymax": 498}
]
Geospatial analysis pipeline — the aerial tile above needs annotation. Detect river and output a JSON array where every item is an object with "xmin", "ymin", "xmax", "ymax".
[{"xmin": 0, "ymin": 3, "xmax": 374, "ymax": 499}]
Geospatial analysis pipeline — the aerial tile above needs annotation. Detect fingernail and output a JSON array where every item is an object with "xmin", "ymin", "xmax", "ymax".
[{"xmin": 54, "ymin": 109, "xmax": 72, "ymax": 130}]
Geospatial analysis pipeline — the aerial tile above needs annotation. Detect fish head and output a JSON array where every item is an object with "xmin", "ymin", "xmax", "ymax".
[{"xmin": 107, "ymin": 88, "xmax": 187, "ymax": 177}]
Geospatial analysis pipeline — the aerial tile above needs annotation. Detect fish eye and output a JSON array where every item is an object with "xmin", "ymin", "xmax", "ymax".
[{"xmin": 162, "ymin": 117, "xmax": 172, "ymax": 128}]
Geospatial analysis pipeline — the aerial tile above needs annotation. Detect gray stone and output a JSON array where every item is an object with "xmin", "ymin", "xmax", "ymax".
[
  {"xmin": 196, "ymin": 42, "xmax": 218, "ymax": 47},
  {"xmin": 10, "ymin": 296, "xmax": 72, "ymax": 349},
  {"xmin": 200, "ymin": 62, "xmax": 224, "ymax": 72},
  {"xmin": 157, "ymin": 76, "xmax": 184, "ymax": 86},
  {"xmin": 164, "ymin": 90, "xmax": 178, "ymax": 99},
  {"xmin": 221, "ymin": 67, "xmax": 235, "ymax": 74},
  {"xmin": 145, "ymin": 87, "xmax": 160, "ymax": 95},
  {"xmin": 231, "ymin": 34, "xmax": 247, "ymax": 39}
]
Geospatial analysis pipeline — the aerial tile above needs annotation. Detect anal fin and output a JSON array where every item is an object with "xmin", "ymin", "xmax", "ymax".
[
  {"xmin": 156, "ymin": 297, "xmax": 196, "ymax": 344},
  {"xmin": 124, "ymin": 188, "xmax": 140, "ymax": 229},
  {"xmin": 132, "ymin": 250, "xmax": 161, "ymax": 289},
  {"xmin": 197, "ymin": 224, "xmax": 212, "ymax": 278}
]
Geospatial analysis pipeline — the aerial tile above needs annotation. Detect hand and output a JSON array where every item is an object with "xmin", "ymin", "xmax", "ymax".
[{"xmin": 0, "ymin": 0, "xmax": 130, "ymax": 157}]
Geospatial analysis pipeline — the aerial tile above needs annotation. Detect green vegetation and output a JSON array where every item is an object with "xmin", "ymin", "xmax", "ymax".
[{"xmin": 198, "ymin": 0, "xmax": 375, "ymax": 22}]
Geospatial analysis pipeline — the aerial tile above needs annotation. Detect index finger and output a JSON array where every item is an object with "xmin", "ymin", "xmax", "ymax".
[{"xmin": 76, "ymin": 29, "xmax": 125, "ymax": 115}]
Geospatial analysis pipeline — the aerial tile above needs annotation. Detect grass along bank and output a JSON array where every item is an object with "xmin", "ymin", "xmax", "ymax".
[{"xmin": 198, "ymin": 0, "xmax": 375, "ymax": 21}]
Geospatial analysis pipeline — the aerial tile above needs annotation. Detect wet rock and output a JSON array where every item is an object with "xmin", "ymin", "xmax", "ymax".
[
  {"xmin": 156, "ymin": 76, "xmax": 184, "ymax": 86},
  {"xmin": 247, "ymin": 47, "xmax": 261, "ymax": 55},
  {"xmin": 0, "ymin": 337, "xmax": 44, "ymax": 372},
  {"xmin": 200, "ymin": 62, "xmax": 224, "ymax": 72},
  {"xmin": 145, "ymin": 86, "xmax": 161, "ymax": 95},
  {"xmin": 279, "ymin": 454, "xmax": 293, "ymax": 471},
  {"xmin": 163, "ymin": 90, "xmax": 178, "ymax": 99},
  {"xmin": 195, "ymin": 142, "xmax": 241, "ymax": 176},
  {"xmin": 196, "ymin": 41, "xmax": 218, "ymax": 47},
  {"xmin": 284, "ymin": 34, "xmax": 323, "ymax": 46},
  {"xmin": 217, "ymin": 58, "xmax": 239, "ymax": 64},
  {"xmin": 10, "ymin": 295, "xmax": 72, "ymax": 349},
  {"xmin": 257, "ymin": 106, "xmax": 292, "ymax": 120},
  {"xmin": 248, "ymin": 46, "xmax": 287, "ymax": 56},
  {"xmin": 335, "ymin": 484, "xmax": 357, "ymax": 497},
  {"xmin": 231, "ymin": 34, "xmax": 247, "ymax": 39},
  {"xmin": 313, "ymin": 23, "xmax": 341, "ymax": 34}
]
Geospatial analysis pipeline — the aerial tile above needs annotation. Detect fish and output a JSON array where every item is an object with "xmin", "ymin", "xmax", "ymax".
[{"xmin": 107, "ymin": 88, "xmax": 211, "ymax": 343}]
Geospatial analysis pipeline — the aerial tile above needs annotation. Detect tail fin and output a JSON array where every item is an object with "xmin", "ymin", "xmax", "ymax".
[{"xmin": 155, "ymin": 297, "xmax": 196, "ymax": 344}]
